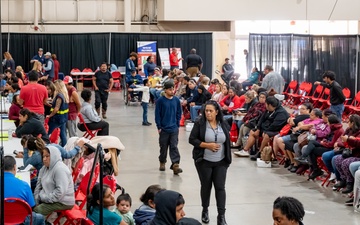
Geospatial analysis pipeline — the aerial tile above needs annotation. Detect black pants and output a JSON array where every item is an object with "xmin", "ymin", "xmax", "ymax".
[
  {"xmin": 79, "ymin": 121, "xmax": 109, "ymax": 136},
  {"xmin": 307, "ymin": 140, "xmax": 330, "ymax": 169},
  {"xmin": 95, "ymin": 90, "xmax": 109, "ymax": 111},
  {"xmin": 195, "ymin": 159, "xmax": 229, "ymax": 215},
  {"xmin": 158, "ymin": 129, "xmax": 180, "ymax": 166}
]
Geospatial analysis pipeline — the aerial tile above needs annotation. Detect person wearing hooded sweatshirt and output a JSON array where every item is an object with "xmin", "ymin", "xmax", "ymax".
[
  {"xmin": 150, "ymin": 190, "xmax": 185, "ymax": 225},
  {"xmin": 34, "ymin": 146, "xmax": 75, "ymax": 216},
  {"xmin": 189, "ymin": 84, "xmax": 212, "ymax": 122}
]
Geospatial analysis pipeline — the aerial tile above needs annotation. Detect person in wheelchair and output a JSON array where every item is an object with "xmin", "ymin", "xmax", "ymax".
[{"xmin": 126, "ymin": 69, "xmax": 143, "ymax": 102}]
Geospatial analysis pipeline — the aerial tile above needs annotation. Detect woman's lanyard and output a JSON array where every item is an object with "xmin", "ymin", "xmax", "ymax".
[{"xmin": 208, "ymin": 121, "xmax": 219, "ymax": 142}]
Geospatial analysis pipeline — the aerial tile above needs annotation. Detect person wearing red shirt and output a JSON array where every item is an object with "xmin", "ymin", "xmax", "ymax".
[
  {"xmin": 19, "ymin": 70, "xmax": 49, "ymax": 123},
  {"xmin": 169, "ymin": 47, "xmax": 183, "ymax": 71},
  {"xmin": 52, "ymin": 54, "xmax": 60, "ymax": 81}
]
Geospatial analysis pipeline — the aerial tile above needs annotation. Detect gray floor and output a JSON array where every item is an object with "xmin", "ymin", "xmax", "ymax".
[{"xmin": 103, "ymin": 92, "xmax": 359, "ymax": 225}]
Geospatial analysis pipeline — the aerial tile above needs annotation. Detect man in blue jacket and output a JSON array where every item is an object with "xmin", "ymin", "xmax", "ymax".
[
  {"xmin": 125, "ymin": 52, "xmax": 138, "ymax": 78},
  {"xmin": 155, "ymin": 81, "xmax": 183, "ymax": 175}
]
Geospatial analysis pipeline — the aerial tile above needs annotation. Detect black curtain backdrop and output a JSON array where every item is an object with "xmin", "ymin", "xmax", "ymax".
[
  {"xmin": 1, "ymin": 32, "xmax": 212, "ymax": 78},
  {"xmin": 249, "ymin": 33, "xmax": 359, "ymax": 97}
]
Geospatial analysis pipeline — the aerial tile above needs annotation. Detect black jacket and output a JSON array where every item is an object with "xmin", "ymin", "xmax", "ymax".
[
  {"xmin": 320, "ymin": 81, "xmax": 345, "ymax": 105},
  {"xmin": 194, "ymin": 85, "xmax": 211, "ymax": 105},
  {"xmin": 15, "ymin": 116, "xmax": 50, "ymax": 143},
  {"xmin": 189, "ymin": 118, "xmax": 232, "ymax": 164},
  {"xmin": 150, "ymin": 190, "xmax": 183, "ymax": 225},
  {"xmin": 257, "ymin": 101, "xmax": 289, "ymax": 132}
]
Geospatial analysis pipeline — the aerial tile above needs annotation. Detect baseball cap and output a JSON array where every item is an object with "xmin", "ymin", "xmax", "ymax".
[
  {"xmin": 154, "ymin": 67, "xmax": 160, "ymax": 71},
  {"xmin": 63, "ymin": 76, "xmax": 73, "ymax": 84},
  {"xmin": 131, "ymin": 68, "xmax": 136, "ymax": 73},
  {"xmin": 44, "ymin": 52, "xmax": 51, "ymax": 56},
  {"xmin": 38, "ymin": 48, "xmax": 43, "ymax": 51},
  {"xmin": 163, "ymin": 81, "xmax": 174, "ymax": 90}
]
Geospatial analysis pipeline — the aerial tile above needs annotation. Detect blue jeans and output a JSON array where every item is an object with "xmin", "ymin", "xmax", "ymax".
[
  {"xmin": 330, "ymin": 103, "xmax": 344, "ymax": 121},
  {"xmin": 141, "ymin": 102, "xmax": 149, "ymax": 123},
  {"xmin": 190, "ymin": 105, "xmax": 202, "ymax": 122},
  {"xmin": 241, "ymin": 81, "xmax": 254, "ymax": 90},
  {"xmin": 349, "ymin": 161, "xmax": 360, "ymax": 177},
  {"xmin": 24, "ymin": 212, "xmax": 45, "ymax": 225},
  {"xmin": 322, "ymin": 150, "xmax": 341, "ymax": 179},
  {"xmin": 48, "ymin": 120, "xmax": 67, "ymax": 147},
  {"xmin": 236, "ymin": 120, "xmax": 244, "ymax": 129}
]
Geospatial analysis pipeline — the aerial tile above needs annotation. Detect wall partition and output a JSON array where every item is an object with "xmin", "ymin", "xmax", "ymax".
[
  {"xmin": 1, "ymin": 32, "xmax": 213, "ymax": 77},
  {"xmin": 249, "ymin": 34, "xmax": 360, "ymax": 97}
]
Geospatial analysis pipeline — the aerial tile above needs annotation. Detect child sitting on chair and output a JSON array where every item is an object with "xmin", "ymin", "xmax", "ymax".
[
  {"xmin": 126, "ymin": 68, "xmax": 143, "ymax": 102},
  {"xmin": 128, "ymin": 79, "xmax": 152, "ymax": 126},
  {"xmin": 113, "ymin": 193, "xmax": 135, "ymax": 225}
]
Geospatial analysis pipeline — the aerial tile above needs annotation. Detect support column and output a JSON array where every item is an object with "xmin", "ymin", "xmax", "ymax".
[{"xmin": 124, "ymin": 0, "xmax": 131, "ymax": 32}]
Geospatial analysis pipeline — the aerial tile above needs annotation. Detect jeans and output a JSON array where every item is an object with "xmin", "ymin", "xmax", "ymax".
[
  {"xmin": 322, "ymin": 150, "xmax": 341, "ymax": 179},
  {"xmin": 241, "ymin": 81, "xmax": 254, "ymax": 90},
  {"xmin": 24, "ymin": 212, "xmax": 45, "ymax": 225},
  {"xmin": 158, "ymin": 129, "xmax": 180, "ymax": 165},
  {"xmin": 48, "ymin": 119, "xmax": 67, "ymax": 147},
  {"xmin": 349, "ymin": 161, "xmax": 360, "ymax": 177},
  {"xmin": 67, "ymin": 120, "xmax": 77, "ymax": 137},
  {"xmin": 141, "ymin": 102, "xmax": 149, "ymax": 123},
  {"xmin": 236, "ymin": 120, "xmax": 244, "ymax": 130},
  {"xmin": 330, "ymin": 103, "xmax": 344, "ymax": 121},
  {"xmin": 190, "ymin": 105, "xmax": 202, "ymax": 122},
  {"xmin": 195, "ymin": 159, "xmax": 229, "ymax": 215},
  {"xmin": 95, "ymin": 89, "xmax": 109, "ymax": 111}
]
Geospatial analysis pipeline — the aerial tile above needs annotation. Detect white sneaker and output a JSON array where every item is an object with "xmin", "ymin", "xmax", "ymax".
[
  {"xmin": 234, "ymin": 150, "xmax": 250, "ymax": 157},
  {"xmin": 329, "ymin": 173, "xmax": 336, "ymax": 181}
]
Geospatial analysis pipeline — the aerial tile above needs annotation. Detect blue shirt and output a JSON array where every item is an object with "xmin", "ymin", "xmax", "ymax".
[
  {"xmin": 155, "ymin": 96, "xmax": 181, "ymax": 132},
  {"xmin": 143, "ymin": 62, "xmax": 156, "ymax": 77},
  {"xmin": 32, "ymin": 54, "xmax": 45, "ymax": 65},
  {"xmin": 88, "ymin": 206, "xmax": 122, "ymax": 225},
  {"xmin": 125, "ymin": 58, "xmax": 136, "ymax": 77},
  {"xmin": 4, "ymin": 172, "xmax": 35, "ymax": 207}
]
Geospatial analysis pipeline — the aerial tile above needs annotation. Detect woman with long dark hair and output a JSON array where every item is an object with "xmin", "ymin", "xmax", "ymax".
[{"xmin": 189, "ymin": 100, "xmax": 231, "ymax": 225}]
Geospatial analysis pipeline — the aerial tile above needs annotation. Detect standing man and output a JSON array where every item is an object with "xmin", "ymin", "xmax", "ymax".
[
  {"xmin": 43, "ymin": 52, "xmax": 54, "ymax": 81},
  {"xmin": 19, "ymin": 71, "xmax": 49, "ymax": 123},
  {"xmin": 63, "ymin": 76, "xmax": 81, "ymax": 137},
  {"xmin": 125, "ymin": 52, "xmax": 138, "ymax": 78},
  {"xmin": 4, "ymin": 155, "xmax": 45, "ymax": 225},
  {"xmin": 184, "ymin": 48, "xmax": 203, "ymax": 77},
  {"xmin": 261, "ymin": 65, "xmax": 285, "ymax": 94},
  {"xmin": 169, "ymin": 47, "xmax": 183, "ymax": 71},
  {"xmin": 314, "ymin": 71, "xmax": 345, "ymax": 120},
  {"xmin": 92, "ymin": 62, "xmax": 113, "ymax": 119},
  {"xmin": 30, "ymin": 48, "xmax": 45, "ymax": 65},
  {"xmin": 155, "ymin": 81, "xmax": 183, "ymax": 175}
]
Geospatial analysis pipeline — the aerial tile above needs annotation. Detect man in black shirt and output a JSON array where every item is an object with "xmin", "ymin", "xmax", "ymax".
[
  {"xmin": 92, "ymin": 62, "xmax": 114, "ymax": 119},
  {"xmin": 314, "ymin": 71, "xmax": 345, "ymax": 120},
  {"xmin": 184, "ymin": 48, "xmax": 203, "ymax": 77}
]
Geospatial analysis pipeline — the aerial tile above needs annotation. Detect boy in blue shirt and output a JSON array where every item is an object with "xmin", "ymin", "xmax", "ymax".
[{"xmin": 126, "ymin": 69, "xmax": 143, "ymax": 102}]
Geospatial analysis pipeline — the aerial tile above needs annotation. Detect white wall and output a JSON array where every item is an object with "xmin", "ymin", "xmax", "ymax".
[{"xmin": 158, "ymin": 0, "xmax": 360, "ymax": 21}]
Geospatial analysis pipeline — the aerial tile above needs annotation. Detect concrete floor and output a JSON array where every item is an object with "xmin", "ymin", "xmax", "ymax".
[{"xmin": 94, "ymin": 92, "xmax": 360, "ymax": 224}]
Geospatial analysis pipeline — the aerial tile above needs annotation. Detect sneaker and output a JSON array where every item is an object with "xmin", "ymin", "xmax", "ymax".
[
  {"xmin": 172, "ymin": 163, "xmax": 183, "ymax": 175},
  {"xmin": 147, "ymin": 122, "xmax": 152, "ymax": 125},
  {"xmin": 234, "ymin": 150, "xmax": 250, "ymax": 157},
  {"xmin": 250, "ymin": 151, "xmax": 260, "ymax": 161},
  {"xmin": 345, "ymin": 198, "xmax": 354, "ymax": 206},
  {"xmin": 334, "ymin": 180, "xmax": 346, "ymax": 189},
  {"xmin": 142, "ymin": 122, "xmax": 151, "ymax": 126},
  {"xmin": 283, "ymin": 159, "xmax": 291, "ymax": 168},
  {"xmin": 290, "ymin": 165, "xmax": 299, "ymax": 173},
  {"xmin": 294, "ymin": 156, "xmax": 309, "ymax": 165},
  {"xmin": 329, "ymin": 173, "xmax": 336, "ymax": 181},
  {"xmin": 159, "ymin": 162, "xmax": 166, "ymax": 171}
]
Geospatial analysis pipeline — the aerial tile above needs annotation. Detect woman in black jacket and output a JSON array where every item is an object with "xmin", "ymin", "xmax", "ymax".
[
  {"xmin": 189, "ymin": 100, "xmax": 231, "ymax": 225},
  {"xmin": 189, "ymin": 85, "xmax": 212, "ymax": 122}
]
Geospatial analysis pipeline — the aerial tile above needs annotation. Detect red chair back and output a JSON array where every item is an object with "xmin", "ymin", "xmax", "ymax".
[
  {"xmin": 82, "ymin": 68, "xmax": 93, "ymax": 72},
  {"xmin": 111, "ymin": 71, "xmax": 121, "ymax": 79},
  {"xmin": 4, "ymin": 198, "xmax": 32, "ymax": 225},
  {"xmin": 76, "ymin": 164, "xmax": 100, "ymax": 209},
  {"xmin": 304, "ymin": 82, "xmax": 313, "ymax": 95},
  {"xmin": 78, "ymin": 113, "xmax": 101, "ymax": 139},
  {"xmin": 283, "ymin": 80, "xmax": 298, "ymax": 95},
  {"xmin": 71, "ymin": 68, "xmax": 81, "ymax": 73},
  {"xmin": 72, "ymin": 157, "xmax": 85, "ymax": 183}
]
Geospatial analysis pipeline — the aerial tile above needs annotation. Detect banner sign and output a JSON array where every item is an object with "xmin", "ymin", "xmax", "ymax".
[
  {"xmin": 158, "ymin": 48, "xmax": 170, "ymax": 69},
  {"xmin": 137, "ymin": 41, "xmax": 157, "ymax": 76}
]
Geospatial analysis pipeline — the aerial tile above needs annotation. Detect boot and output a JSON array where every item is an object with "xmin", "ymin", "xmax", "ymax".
[
  {"xmin": 172, "ymin": 163, "xmax": 183, "ymax": 175},
  {"xmin": 102, "ymin": 108, "xmax": 107, "ymax": 119},
  {"xmin": 159, "ymin": 162, "xmax": 165, "ymax": 171},
  {"xmin": 201, "ymin": 209, "xmax": 209, "ymax": 224},
  {"xmin": 342, "ymin": 182, "xmax": 354, "ymax": 194},
  {"xmin": 217, "ymin": 215, "xmax": 227, "ymax": 225},
  {"xmin": 96, "ymin": 108, "xmax": 100, "ymax": 116}
]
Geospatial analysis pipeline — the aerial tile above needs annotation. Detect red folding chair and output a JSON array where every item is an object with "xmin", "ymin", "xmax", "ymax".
[
  {"xmin": 287, "ymin": 82, "xmax": 308, "ymax": 108},
  {"xmin": 282, "ymin": 80, "xmax": 298, "ymax": 106},
  {"xmin": 111, "ymin": 71, "xmax": 121, "ymax": 90},
  {"xmin": 72, "ymin": 157, "xmax": 85, "ymax": 183},
  {"xmin": 82, "ymin": 68, "xmax": 93, "ymax": 72},
  {"xmin": 314, "ymin": 88, "xmax": 330, "ymax": 109},
  {"xmin": 77, "ymin": 113, "xmax": 101, "ymax": 139},
  {"xmin": 343, "ymin": 91, "xmax": 360, "ymax": 121},
  {"xmin": 4, "ymin": 198, "xmax": 33, "ymax": 225},
  {"xmin": 44, "ymin": 118, "xmax": 60, "ymax": 144},
  {"xmin": 305, "ymin": 84, "xmax": 324, "ymax": 103}
]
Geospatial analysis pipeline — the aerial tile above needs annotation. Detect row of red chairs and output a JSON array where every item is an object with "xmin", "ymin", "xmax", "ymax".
[{"xmin": 70, "ymin": 68, "xmax": 122, "ymax": 90}]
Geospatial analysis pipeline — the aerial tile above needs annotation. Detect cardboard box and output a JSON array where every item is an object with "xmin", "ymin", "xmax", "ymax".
[{"xmin": 257, "ymin": 158, "xmax": 271, "ymax": 168}]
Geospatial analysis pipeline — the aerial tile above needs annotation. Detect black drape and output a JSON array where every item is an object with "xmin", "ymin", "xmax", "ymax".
[
  {"xmin": 249, "ymin": 33, "xmax": 359, "ymax": 97},
  {"xmin": 2, "ymin": 32, "xmax": 212, "ymax": 78}
]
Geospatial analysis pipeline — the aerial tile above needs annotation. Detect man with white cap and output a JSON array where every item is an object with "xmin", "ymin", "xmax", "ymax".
[
  {"xmin": 43, "ymin": 52, "xmax": 55, "ymax": 81},
  {"xmin": 30, "ymin": 48, "xmax": 45, "ymax": 65},
  {"xmin": 63, "ymin": 76, "xmax": 81, "ymax": 137}
]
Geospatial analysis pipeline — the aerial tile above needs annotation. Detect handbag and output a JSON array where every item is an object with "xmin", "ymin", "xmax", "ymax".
[
  {"xmin": 261, "ymin": 145, "xmax": 273, "ymax": 162},
  {"xmin": 297, "ymin": 132, "xmax": 309, "ymax": 148},
  {"xmin": 342, "ymin": 148, "xmax": 352, "ymax": 158},
  {"xmin": 229, "ymin": 122, "xmax": 238, "ymax": 143},
  {"xmin": 279, "ymin": 124, "xmax": 292, "ymax": 137}
]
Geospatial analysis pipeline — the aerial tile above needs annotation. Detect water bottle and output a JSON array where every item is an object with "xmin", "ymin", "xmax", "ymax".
[{"xmin": 8, "ymin": 128, "xmax": 13, "ymax": 140}]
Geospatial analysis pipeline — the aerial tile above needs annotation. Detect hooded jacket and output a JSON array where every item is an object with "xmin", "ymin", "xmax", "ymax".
[
  {"xmin": 150, "ymin": 190, "xmax": 183, "ymax": 225},
  {"xmin": 34, "ymin": 146, "xmax": 75, "ymax": 206},
  {"xmin": 321, "ymin": 123, "xmax": 344, "ymax": 148},
  {"xmin": 257, "ymin": 100, "xmax": 289, "ymax": 132},
  {"xmin": 133, "ymin": 204, "xmax": 156, "ymax": 225}
]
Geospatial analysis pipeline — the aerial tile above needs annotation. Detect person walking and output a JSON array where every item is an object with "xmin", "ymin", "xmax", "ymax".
[
  {"xmin": 189, "ymin": 100, "xmax": 231, "ymax": 225},
  {"xmin": 184, "ymin": 48, "xmax": 203, "ymax": 77},
  {"xmin": 92, "ymin": 62, "xmax": 114, "ymax": 119},
  {"xmin": 314, "ymin": 70, "xmax": 346, "ymax": 120},
  {"xmin": 155, "ymin": 81, "xmax": 183, "ymax": 175}
]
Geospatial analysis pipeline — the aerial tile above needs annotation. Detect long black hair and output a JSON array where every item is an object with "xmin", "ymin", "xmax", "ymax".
[
  {"xmin": 19, "ymin": 108, "xmax": 36, "ymax": 120},
  {"xmin": 87, "ymin": 183, "xmax": 111, "ymax": 215}
]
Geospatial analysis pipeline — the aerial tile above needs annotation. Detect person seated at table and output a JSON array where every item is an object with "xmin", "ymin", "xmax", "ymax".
[
  {"xmin": 79, "ymin": 89, "xmax": 109, "ymax": 136},
  {"xmin": 8, "ymin": 94, "xmax": 22, "ymax": 127},
  {"xmin": 87, "ymin": 183, "xmax": 128, "ymax": 225},
  {"xmin": 34, "ymin": 146, "xmax": 75, "ymax": 216},
  {"xmin": 16, "ymin": 108, "xmax": 50, "ymax": 143},
  {"xmin": 126, "ymin": 68, "xmax": 143, "ymax": 102}
]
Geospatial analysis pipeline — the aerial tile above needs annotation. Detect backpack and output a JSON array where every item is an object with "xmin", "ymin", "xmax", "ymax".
[{"xmin": 261, "ymin": 145, "xmax": 273, "ymax": 162}]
